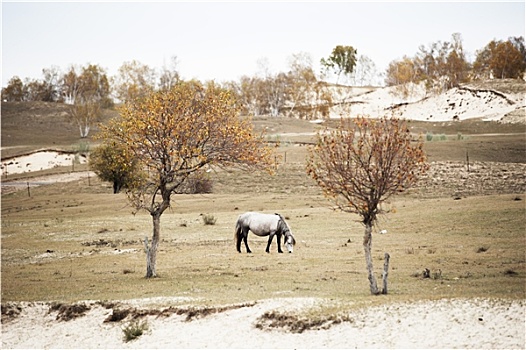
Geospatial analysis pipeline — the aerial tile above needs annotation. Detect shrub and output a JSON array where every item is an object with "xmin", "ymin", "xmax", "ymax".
[
  {"xmin": 181, "ymin": 171, "xmax": 213, "ymax": 194},
  {"xmin": 202, "ymin": 214, "xmax": 217, "ymax": 225},
  {"xmin": 426, "ymin": 132, "xmax": 434, "ymax": 141},
  {"xmin": 122, "ymin": 320, "xmax": 148, "ymax": 342}
]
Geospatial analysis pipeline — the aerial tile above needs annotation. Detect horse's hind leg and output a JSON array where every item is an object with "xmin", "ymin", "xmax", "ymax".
[
  {"xmin": 236, "ymin": 224, "xmax": 242, "ymax": 253},
  {"xmin": 243, "ymin": 228, "xmax": 252, "ymax": 253},
  {"xmin": 236, "ymin": 232, "xmax": 242, "ymax": 253}
]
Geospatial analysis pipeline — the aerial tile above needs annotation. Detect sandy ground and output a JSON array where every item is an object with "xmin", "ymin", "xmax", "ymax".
[
  {"xmin": 328, "ymin": 82, "xmax": 524, "ymax": 123},
  {"xmin": 1, "ymin": 150, "xmax": 88, "ymax": 177},
  {"xmin": 2, "ymin": 297, "xmax": 524, "ymax": 349}
]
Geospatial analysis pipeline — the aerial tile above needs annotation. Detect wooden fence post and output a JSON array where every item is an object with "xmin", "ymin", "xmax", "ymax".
[{"xmin": 382, "ymin": 252, "xmax": 390, "ymax": 294}]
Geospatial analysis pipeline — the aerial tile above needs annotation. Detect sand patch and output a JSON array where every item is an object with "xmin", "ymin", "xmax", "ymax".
[
  {"xmin": 1, "ymin": 150, "xmax": 88, "ymax": 176},
  {"xmin": 2, "ymin": 297, "xmax": 524, "ymax": 349}
]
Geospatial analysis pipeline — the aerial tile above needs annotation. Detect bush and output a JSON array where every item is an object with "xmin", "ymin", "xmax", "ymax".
[
  {"xmin": 122, "ymin": 320, "xmax": 148, "ymax": 342},
  {"xmin": 202, "ymin": 214, "xmax": 217, "ymax": 226},
  {"xmin": 426, "ymin": 132, "xmax": 434, "ymax": 141},
  {"xmin": 187, "ymin": 175, "xmax": 213, "ymax": 194}
]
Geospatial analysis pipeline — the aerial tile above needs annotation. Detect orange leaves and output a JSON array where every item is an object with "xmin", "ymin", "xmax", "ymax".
[
  {"xmin": 306, "ymin": 115, "xmax": 428, "ymax": 223},
  {"xmin": 97, "ymin": 81, "xmax": 275, "ymax": 214}
]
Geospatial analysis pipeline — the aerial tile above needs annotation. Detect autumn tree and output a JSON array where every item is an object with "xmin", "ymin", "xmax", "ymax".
[
  {"xmin": 226, "ymin": 75, "xmax": 266, "ymax": 116},
  {"xmin": 98, "ymin": 81, "xmax": 275, "ymax": 278},
  {"xmin": 386, "ymin": 33, "xmax": 471, "ymax": 95},
  {"xmin": 320, "ymin": 45, "xmax": 358, "ymax": 84},
  {"xmin": 1, "ymin": 76, "xmax": 25, "ymax": 101},
  {"xmin": 90, "ymin": 140, "xmax": 144, "ymax": 194},
  {"xmin": 385, "ymin": 56, "xmax": 420, "ymax": 98},
  {"xmin": 306, "ymin": 117, "xmax": 428, "ymax": 295},
  {"xmin": 64, "ymin": 64, "xmax": 111, "ymax": 137},
  {"xmin": 158, "ymin": 56, "xmax": 181, "ymax": 92},
  {"xmin": 113, "ymin": 60, "xmax": 156, "ymax": 103},
  {"xmin": 284, "ymin": 52, "xmax": 318, "ymax": 119},
  {"xmin": 473, "ymin": 37, "xmax": 526, "ymax": 79},
  {"xmin": 255, "ymin": 58, "xmax": 288, "ymax": 117}
]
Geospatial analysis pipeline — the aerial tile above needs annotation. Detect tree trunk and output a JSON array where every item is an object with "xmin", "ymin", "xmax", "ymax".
[
  {"xmin": 363, "ymin": 222, "xmax": 379, "ymax": 295},
  {"xmin": 145, "ymin": 213, "xmax": 161, "ymax": 278}
]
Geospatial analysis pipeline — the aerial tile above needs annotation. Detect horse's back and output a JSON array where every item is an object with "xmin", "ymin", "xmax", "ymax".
[{"xmin": 238, "ymin": 212, "xmax": 279, "ymax": 236}]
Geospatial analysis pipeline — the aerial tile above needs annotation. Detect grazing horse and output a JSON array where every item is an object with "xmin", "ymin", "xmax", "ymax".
[{"xmin": 235, "ymin": 212, "xmax": 296, "ymax": 253}]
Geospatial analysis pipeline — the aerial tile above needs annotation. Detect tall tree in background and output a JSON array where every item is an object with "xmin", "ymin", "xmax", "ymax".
[
  {"xmin": 352, "ymin": 55, "xmax": 379, "ymax": 86},
  {"xmin": 386, "ymin": 33, "xmax": 470, "ymax": 95},
  {"xmin": 385, "ymin": 56, "xmax": 419, "ymax": 98},
  {"xmin": 41, "ymin": 66, "xmax": 63, "ymax": 102},
  {"xmin": 64, "ymin": 64, "xmax": 111, "ymax": 137},
  {"xmin": 98, "ymin": 81, "xmax": 275, "ymax": 278},
  {"xmin": 113, "ymin": 60, "xmax": 156, "ymax": 103},
  {"xmin": 307, "ymin": 117, "xmax": 428, "ymax": 295},
  {"xmin": 320, "ymin": 45, "xmax": 358, "ymax": 84},
  {"xmin": 473, "ymin": 37, "xmax": 526, "ymax": 79},
  {"xmin": 226, "ymin": 75, "xmax": 266, "ymax": 116},
  {"xmin": 158, "ymin": 56, "xmax": 181, "ymax": 91},
  {"xmin": 285, "ymin": 52, "xmax": 317, "ymax": 118},
  {"xmin": 1, "ymin": 76, "xmax": 25, "ymax": 101}
]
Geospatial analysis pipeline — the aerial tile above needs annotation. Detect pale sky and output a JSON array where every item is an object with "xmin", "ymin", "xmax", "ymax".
[{"xmin": 2, "ymin": 1, "xmax": 525, "ymax": 87}]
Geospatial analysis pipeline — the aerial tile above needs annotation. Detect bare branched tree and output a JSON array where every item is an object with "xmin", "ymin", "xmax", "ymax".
[{"xmin": 307, "ymin": 117, "xmax": 429, "ymax": 294}]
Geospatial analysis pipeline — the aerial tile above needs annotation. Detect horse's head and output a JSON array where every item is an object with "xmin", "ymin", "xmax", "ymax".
[
  {"xmin": 276, "ymin": 213, "xmax": 296, "ymax": 253},
  {"xmin": 284, "ymin": 231, "xmax": 296, "ymax": 253}
]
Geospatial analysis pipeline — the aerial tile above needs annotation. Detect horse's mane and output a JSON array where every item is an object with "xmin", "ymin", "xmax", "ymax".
[{"xmin": 275, "ymin": 213, "xmax": 296, "ymax": 245}]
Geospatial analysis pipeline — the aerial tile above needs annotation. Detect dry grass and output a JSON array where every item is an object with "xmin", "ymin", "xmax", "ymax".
[
  {"xmin": 1, "ymin": 160, "xmax": 524, "ymax": 306},
  {"xmin": 1, "ymin": 102, "xmax": 525, "ymax": 310}
]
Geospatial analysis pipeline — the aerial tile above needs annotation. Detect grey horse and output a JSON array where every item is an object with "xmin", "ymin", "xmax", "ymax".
[{"xmin": 235, "ymin": 212, "xmax": 296, "ymax": 253}]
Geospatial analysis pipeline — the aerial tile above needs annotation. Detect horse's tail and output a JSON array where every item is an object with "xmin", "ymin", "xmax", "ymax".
[{"xmin": 234, "ymin": 218, "xmax": 242, "ymax": 241}]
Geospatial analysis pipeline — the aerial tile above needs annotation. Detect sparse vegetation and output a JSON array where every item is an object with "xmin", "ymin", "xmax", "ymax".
[
  {"xmin": 255, "ymin": 309, "xmax": 354, "ymax": 333},
  {"xmin": 49, "ymin": 302, "xmax": 90, "ymax": 321},
  {"xmin": 0, "ymin": 101, "xmax": 524, "ymax": 309},
  {"xmin": 202, "ymin": 214, "xmax": 217, "ymax": 226},
  {"xmin": 122, "ymin": 320, "xmax": 149, "ymax": 342}
]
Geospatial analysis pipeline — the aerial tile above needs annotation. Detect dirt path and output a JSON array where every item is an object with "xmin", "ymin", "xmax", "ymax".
[{"xmin": 0, "ymin": 171, "xmax": 95, "ymax": 194}]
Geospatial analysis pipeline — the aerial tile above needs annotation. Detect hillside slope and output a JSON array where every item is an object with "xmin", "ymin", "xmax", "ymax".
[{"xmin": 328, "ymin": 79, "xmax": 525, "ymax": 123}]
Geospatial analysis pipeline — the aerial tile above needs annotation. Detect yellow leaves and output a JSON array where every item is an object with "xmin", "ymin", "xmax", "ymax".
[{"xmin": 95, "ymin": 80, "xmax": 275, "ymax": 211}]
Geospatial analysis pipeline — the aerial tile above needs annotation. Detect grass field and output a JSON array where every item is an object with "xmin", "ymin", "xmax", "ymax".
[{"xmin": 1, "ymin": 102, "xmax": 525, "ymax": 310}]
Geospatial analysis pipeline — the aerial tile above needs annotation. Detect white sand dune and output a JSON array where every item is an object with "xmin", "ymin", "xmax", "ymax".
[
  {"xmin": 328, "ymin": 82, "xmax": 525, "ymax": 122},
  {"xmin": 0, "ymin": 150, "xmax": 88, "ymax": 176},
  {"xmin": 2, "ymin": 297, "xmax": 524, "ymax": 349}
]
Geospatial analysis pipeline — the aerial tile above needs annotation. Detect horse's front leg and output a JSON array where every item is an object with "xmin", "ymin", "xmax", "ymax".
[
  {"xmin": 265, "ymin": 234, "xmax": 275, "ymax": 253},
  {"xmin": 276, "ymin": 233, "xmax": 283, "ymax": 253}
]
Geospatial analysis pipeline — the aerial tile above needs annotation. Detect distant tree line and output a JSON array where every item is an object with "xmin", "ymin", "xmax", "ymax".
[
  {"xmin": 385, "ymin": 34, "xmax": 526, "ymax": 97},
  {"xmin": 2, "ymin": 34, "xmax": 525, "ymax": 129}
]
